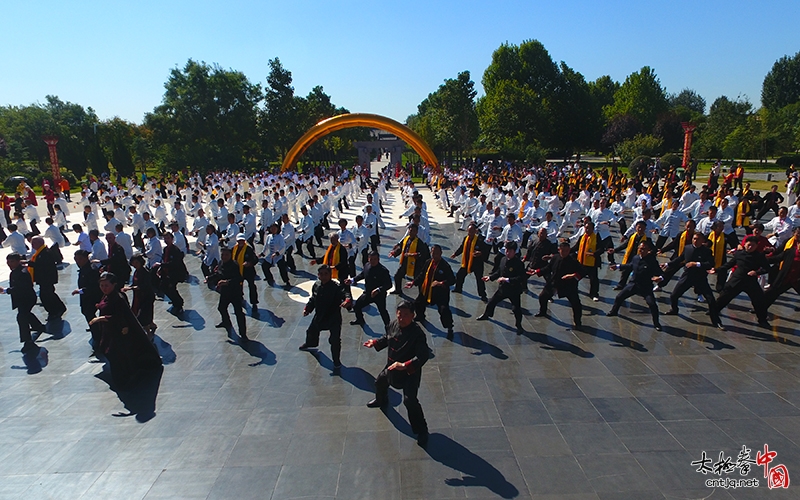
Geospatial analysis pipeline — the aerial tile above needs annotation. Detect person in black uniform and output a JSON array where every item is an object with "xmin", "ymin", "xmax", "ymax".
[
  {"xmin": 755, "ymin": 185, "xmax": 784, "ymax": 220},
  {"xmin": 0, "ymin": 253, "xmax": 45, "ymax": 353},
  {"xmin": 610, "ymin": 220, "xmax": 652, "ymax": 290},
  {"xmin": 300, "ymin": 265, "xmax": 353, "ymax": 370},
  {"xmin": 346, "ymin": 251, "xmax": 392, "ymax": 327},
  {"xmin": 232, "ymin": 234, "xmax": 260, "ymax": 316},
  {"xmin": 26, "ymin": 236, "xmax": 66, "ymax": 322},
  {"xmin": 477, "ymin": 241, "xmax": 527, "ymax": 334},
  {"xmin": 534, "ymin": 241, "xmax": 584, "ymax": 329},
  {"xmin": 451, "ymin": 223, "xmax": 490, "ymax": 301},
  {"xmin": 363, "ymin": 301, "xmax": 430, "ymax": 447},
  {"xmin": 157, "ymin": 232, "xmax": 187, "ymax": 315},
  {"xmin": 99, "ymin": 233, "xmax": 131, "ymax": 286},
  {"xmin": 215, "ymin": 247, "xmax": 248, "ymax": 342},
  {"xmin": 389, "ymin": 224, "xmax": 430, "ymax": 296},
  {"xmin": 523, "ymin": 227, "xmax": 556, "ymax": 280},
  {"xmin": 607, "ymin": 240, "xmax": 664, "ymax": 331},
  {"xmin": 661, "ymin": 232, "xmax": 723, "ymax": 328},
  {"xmin": 72, "ymin": 249, "xmax": 103, "ymax": 353},
  {"xmin": 406, "ymin": 244, "xmax": 456, "ymax": 337},
  {"xmin": 764, "ymin": 227, "xmax": 800, "ymax": 310},
  {"xmin": 710, "ymin": 236, "xmax": 771, "ymax": 327}
]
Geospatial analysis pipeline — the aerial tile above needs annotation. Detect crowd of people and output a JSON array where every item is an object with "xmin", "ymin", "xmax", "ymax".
[{"xmin": 1, "ymin": 158, "xmax": 799, "ymax": 445}]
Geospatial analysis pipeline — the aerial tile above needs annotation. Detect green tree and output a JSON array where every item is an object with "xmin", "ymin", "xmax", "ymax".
[
  {"xmin": 411, "ymin": 70, "xmax": 479, "ymax": 163},
  {"xmin": 617, "ymin": 134, "xmax": 663, "ymax": 164},
  {"xmin": 262, "ymin": 57, "xmax": 305, "ymax": 160},
  {"xmin": 545, "ymin": 62, "xmax": 595, "ymax": 156},
  {"xmin": 695, "ymin": 96, "xmax": 752, "ymax": 158},
  {"xmin": 604, "ymin": 66, "xmax": 669, "ymax": 133},
  {"xmin": 145, "ymin": 59, "xmax": 262, "ymax": 172},
  {"xmin": 762, "ymin": 52, "xmax": 800, "ymax": 110},
  {"xmin": 669, "ymin": 89, "xmax": 706, "ymax": 114}
]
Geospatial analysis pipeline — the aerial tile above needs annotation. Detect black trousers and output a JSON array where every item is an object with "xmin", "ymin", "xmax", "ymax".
[
  {"xmin": 162, "ymin": 279, "xmax": 184, "ymax": 309},
  {"xmin": 261, "ymin": 259, "xmax": 289, "ymax": 284},
  {"xmin": 539, "ymin": 286, "xmax": 582, "ymax": 324},
  {"xmin": 305, "ymin": 321, "xmax": 342, "ymax": 365},
  {"xmin": 454, "ymin": 266, "xmax": 486, "ymax": 298},
  {"xmin": 655, "ymin": 235, "xmax": 669, "ymax": 251},
  {"xmin": 39, "ymin": 283, "xmax": 66, "ymax": 319},
  {"xmin": 285, "ymin": 244, "xmax": 297, "ymax": 271},
  {"xmin": 394, "ymin": 266, "xmax": 410, "ymax": 293},
  {"xmin": 201, "ymin": 258, "xmax": 218, "ymax": 278},
  {"xmin": 369, "ymin": 234, "xmax": 380, "ymax": 253},
  {"xmin": 374, "ymin": 369, "xmax": 427, "ymax": 435},
  {"xmin": 756, "ymin": 204, "xmax": 779, "ymax": 221},
  {"xmin": 669, "ymin": 276, "xmax": 721, "ymax": 325},
  {"xmin": 483, "ymin": 288, "xmax": 523, "ymax": 327},
  {"xmin": 764, "ymin": 280, "xmax": 800, "ymax": 310},
  {"xmin": 353, "ymin": 290, "xmax": 390, "ymax": 326},
  {"xmin": 610, "ymin": 284, "xmax": 660, "ymax": 325},
  {"xmin": 16, "ymin": 304, "xmax": 45, "ymax": 343},
  {"xmin": 725, "ymin": 232, "xmax": 739, "ymax": 250},
  {"xmin": 602, "ymin": 236, "xmax": 616, "ymax": 264},
  {"xmin": 413, "ymin": 293, "xmax": 453, "ymax": 329},
  {"xmin": 243, "ymin": 273, "xmax": 258, "ymax": 305},
  {"xmin": 218, "ymin": 292, "xmax": 246, "ymax": 337},
  {"xmin": 347, "ymin": 254, "xmax": 357, "ymax": 278},
  {"xmin": 81, "ymin": 303, "xmax": 99, "ymax": 346},
  {"xmin": 584, "ymin": 266, "xmax": 600, "ymax": 298},
  {"xmin": 715, "ymin": 279, "xmax": 768, "ymax": 322}
]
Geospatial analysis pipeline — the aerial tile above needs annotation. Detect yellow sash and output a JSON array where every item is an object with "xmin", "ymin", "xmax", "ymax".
[
  {"xmin": 399, "ymin": 236, "xmax": 418, "ymax": 278},
  {"xmin": 736, "ymin": 200, "xmax": 750, "ymax": 227},
  {"xmin": 780, "ymin": 237, "xmax": 797, "ymax": 270},
  {"xmin": 709, "ymin": 231, "xmax": 725, "ymax": 268},
  {"xmin": 29, "ymin": 245, "xmax": 45, "ymax": 282},
  {"xmin": 232, "ymin": 244, "xmax": 247, "ymax": 275},
  {"xmin": 678, "ymin": 230, "xmax": 691, "ymax": 256},
  {"xmin": 462, "ymin": 235, "xmax": 478, "ymax": 272},
  {"xmin": 623, "ymin": 234, "xmax": 638, "ymax": 264},
  {"xmin": 518, "ymin": 203, "xmax": 526, "ymax": 220},
  {"xmin": 578, "ymin": 233, "xmax": 597, "ymax": 267},
  {"xmin": 323, "ymin": 243, "xmax": 342, "ymax": 279},
  {"xmin": 421, "ymin": 259, "xmax": 438, "ymax": 303}
]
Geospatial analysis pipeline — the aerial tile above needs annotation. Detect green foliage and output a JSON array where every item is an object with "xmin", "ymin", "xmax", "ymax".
[
  {"xmin": 145, "ymin": 59, "xmax": 262, "ymax": 172},
  {"xmin": 604, "ymin": 66, "xmax": 669, "ymax": 132},
  {"xmin": 695, "ymin": 96, "xmax": 752, "ymax": 158},
  {"xmin": 628, "ymin": 155, "xmax": 652, "ymax": 177},
  {"xmin": 617, "ymin": 134, "xmax": 663, "ymax": 164},
  {"xmin": 660, "ymin": 153, "xmax": 682, "ymax": 168},
  {"xmin": 410, "ymin": 71, "xmax": 479, "ymax": 159},
  {"xmin": 762, "ymin": 52, "xmax": 800, "ymax": 110},
  {"xmin": 669, "ymin": 89, "xmax": 706, "ymax": 114},
  {"xmin": 776, "ymin": 155, "xmax": 800, "ymax": 167}
]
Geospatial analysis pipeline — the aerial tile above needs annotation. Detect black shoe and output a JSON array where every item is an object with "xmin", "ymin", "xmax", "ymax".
[
  {"xmin": 574, "ymin": 321, "xmax": 582, "ymax": 330},
  {"xmin": 663, "ymin": 309, "xmax": 678, "ymax": 316},
  {"xmin": 251, "ymin": 309, "xmax": 260, "ymax": 319},
  {"xmin": 417, "ymin": 431, "xmax": 429, "ymax": 447},
  {"xmin": 453, "ymin": 288, "xmax": 462, "ymax": 294},
  {"xmin": 389, "ymin": 290, "xmax": 401, "ymax": 295},
  {"xmin": 476, "ymin": 314, "xmax": 490, "ymax": 321},
  {"xmin": 714, "ymin": 322, "xmax": 726, "ymax": 331},
  {"xmin": 613, "ymin": 285, "xmax": 624, "ymax": 291},
  {"xmin": 606, "ymin": 310, "xmax": 618, "ymax": 317},
  {"xmin": 240, "ymin": 334, "xmax": 250, "ymax": 344},
  {"xmin": 516, "ymin": 325, "xmax": 524, "ymax": 335},
  {"xmin": 299, "ymin": 343, "xmax": 318, "ymax": 351},
  {"xmin": 350, "ymin": 319, "xmax": 365, "ymax": 326},
  {"xmin": 366, "ymin": 398, "xmax": 387, "ymax": 408},
  {"xmin": 758, "ymin": 320, "xmax": 771, "ymax": 328},
  {"xmin": 654, "ymin": 323, "xmax": 662, "ymax": 331},
  {"xmin": 480, "ymin": 296, "xmax": 488, "ymax": 302},
  {"xmin": 215, "ymin": 322, "xmax": 231, "ymax": 328},
  {"xmin": 172, "ymin": 307, "xmax": 184, "ymax": 316},
  {"xmin": 534, "ymin": 312, "xmax": 548, "ymax": 318},
  {"xmin": 447, "ymin": 327, "xmax": 454, "ymax": 339}
]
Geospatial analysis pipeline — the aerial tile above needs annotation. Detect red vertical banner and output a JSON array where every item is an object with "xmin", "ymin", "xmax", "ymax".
[
  {"xmin": 42, "ymin": 136, "xmax": 62, "ymax": 182},
  {"xmin": 681, "ymin": 123, "xmax": 697, "ymax": 169}
]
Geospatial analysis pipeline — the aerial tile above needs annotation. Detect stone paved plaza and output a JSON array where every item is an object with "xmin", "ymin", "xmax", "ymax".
[{"xmin": 1, "ymin": 178, "xmax": 800, "ymax": 499}]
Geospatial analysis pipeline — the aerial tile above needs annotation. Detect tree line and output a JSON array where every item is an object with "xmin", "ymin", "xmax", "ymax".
[
  {"xmin": 0, "ymin": 58, "xmax": 368, "ymax": 185},
  {"xmin": 407, "ymin": 40, "xmax": 800, "ymax": 167}
]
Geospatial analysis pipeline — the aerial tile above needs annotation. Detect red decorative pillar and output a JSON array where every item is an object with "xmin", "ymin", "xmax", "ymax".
[
  {"xmin": 42, "ymin": 136, "xmax": 62, "ymax": 182},
  {"xmin": 681, "ymin": 122, "xmax": 697, "ymax": 168}
]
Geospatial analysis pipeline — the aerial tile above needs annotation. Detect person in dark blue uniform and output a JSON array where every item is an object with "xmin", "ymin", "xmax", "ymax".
[
  {"xmin": 300, "ymin": 265, "xmax": 353, "ymax": 370},
  {"xmin": 364, "ymin": 301, "xmax": 430, "ymax": 447},
  {"xmin": 0, "ymin": 253, "xmax": 45, "ymax": 353},
  {"xmin": 607, "ymin": 240, "xmax": 664, "ymax": 331},
  {"xmin": 346, "ymin": 251, "xmax": 392, "ymax": 327},
  {"xmin": 477, "ymin": 241, "xmax": 528, "ymax": 334}
]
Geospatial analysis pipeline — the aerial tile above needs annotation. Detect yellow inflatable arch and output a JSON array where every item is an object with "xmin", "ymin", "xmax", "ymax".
[{"xmin": 280, "ymin": 113, "xmax": 438, "ymax": 172}]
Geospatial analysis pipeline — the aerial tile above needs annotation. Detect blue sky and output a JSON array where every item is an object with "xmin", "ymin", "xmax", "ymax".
[{"xmin": 1, "ymin": 0, "xmax": 796, "ymax": 124}]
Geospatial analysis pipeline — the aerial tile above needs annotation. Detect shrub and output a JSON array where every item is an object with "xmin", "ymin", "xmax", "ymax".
[
  {"xmin": 629, "ymin": 155, "xmax": 652, "ymax": 177},
  {"xmin": 776, "ymin": 155, "xmax": 800, "ymax": 168}
]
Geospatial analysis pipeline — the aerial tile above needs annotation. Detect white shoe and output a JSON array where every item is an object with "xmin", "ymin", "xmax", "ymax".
[
  {"xmin": 592, "ymin": 297, "xmax": 599, "ymax": 302},
  {"xmin": 653, "ymin": 286, "xmax": 662, "ymax": 292}
]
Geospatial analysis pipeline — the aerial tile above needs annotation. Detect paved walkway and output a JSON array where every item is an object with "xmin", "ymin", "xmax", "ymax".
[{"xmin": 0, "ymin": 167, "xmax": 799, "ymax": 499}]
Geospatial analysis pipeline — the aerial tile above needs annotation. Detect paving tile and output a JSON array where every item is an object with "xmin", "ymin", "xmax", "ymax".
[
  {"xmin": 206, "ymin": 466, "xmax": 281, "ymax": 500},
  {"xmin": 590, "ymin": 397, "xmax": 656, "ymax": 423}
]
